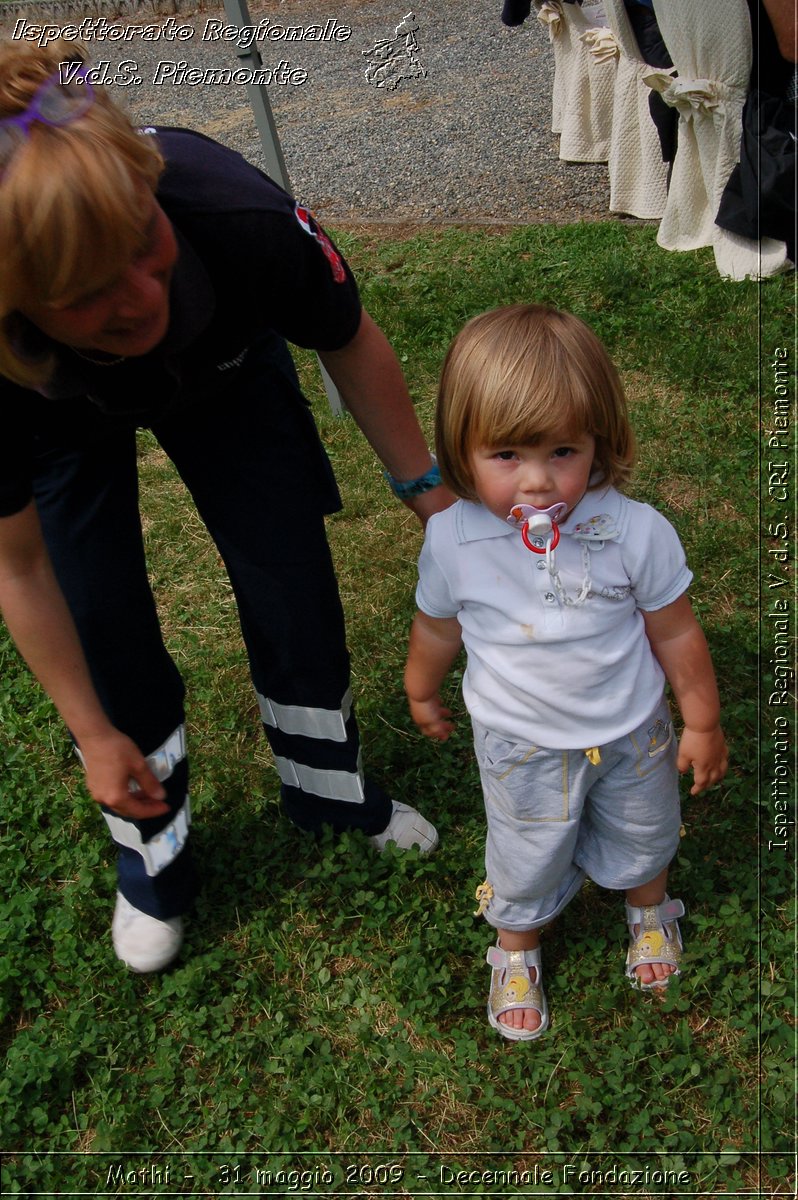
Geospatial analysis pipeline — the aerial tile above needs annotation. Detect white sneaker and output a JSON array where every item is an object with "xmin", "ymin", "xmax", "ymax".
[
  {"xmin": 112, "ymin": 892, "xmax": 184, "ymax": 973},
  {"xmin": 369, "ymin": 801, "xmax": 439, "ymax": 854}
]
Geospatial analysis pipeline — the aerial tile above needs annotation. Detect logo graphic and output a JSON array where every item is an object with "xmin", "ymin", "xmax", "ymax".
[
  {"xmin": 294, "ymin": 204, "xmax": 346, "ymax": 282},
  {"xmin": 362, "ymin": 11, "xmax": 427, "ymax": 90}
]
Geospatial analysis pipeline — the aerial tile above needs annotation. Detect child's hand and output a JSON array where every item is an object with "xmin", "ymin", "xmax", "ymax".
[
  {"xmin": 405, "ymin": 611, "xmax": 461, "ymax": 741},
  {"xmin": 409, "ymin": 695, "xmax": 455, "ymax": 741},
  {"xmin": 677, "ymin": 726, "xmax": 728, "ymax": 795}
]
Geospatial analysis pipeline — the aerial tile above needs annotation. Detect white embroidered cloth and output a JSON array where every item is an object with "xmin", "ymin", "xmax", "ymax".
[
  {"xmin": 603, "ymin": 0, "xmax": 669, "ymax": 220},
  {"xmin": 537, "ymin": 0, "xmax": 616, "ymax": 162},
  {"xmin": 536, "ymin": 1, "xmax": 567, "ymax": 133},
  {"xmin": 649, "ymin": 0, "xmax": 788, "ymax": 279}
]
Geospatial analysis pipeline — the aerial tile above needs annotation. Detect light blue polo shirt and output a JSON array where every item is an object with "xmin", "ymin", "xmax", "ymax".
[{"xmin": 416, "ymin": 485, "xmax": 693, "ymax": 748}]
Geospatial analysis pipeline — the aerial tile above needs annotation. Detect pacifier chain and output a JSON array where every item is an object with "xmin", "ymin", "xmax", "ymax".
[{"xmin": 507, "ymin": 503, "xmax": 592, "ymax": 607}]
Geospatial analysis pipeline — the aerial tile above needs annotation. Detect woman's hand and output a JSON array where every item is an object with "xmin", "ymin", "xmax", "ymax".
[
  {"xmin": 0, "ymin": 504, "xmax": 169, "ymax": 821},
  {"xmin": 78, "ymin": 729, "xmax": 170, "ymax": 819},
  {"xmin": 402, "ymin": 484, "xmax": 456, "ymax": 527}
]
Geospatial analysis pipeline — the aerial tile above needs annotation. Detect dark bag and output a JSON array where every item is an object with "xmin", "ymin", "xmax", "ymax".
[
  {"xmin": 716, "ymin": 87, "xmax": 796, "ymax": 261},
  {"xmin": 501, "ymin": 0, "xmax": 532, "ymax": 25}
]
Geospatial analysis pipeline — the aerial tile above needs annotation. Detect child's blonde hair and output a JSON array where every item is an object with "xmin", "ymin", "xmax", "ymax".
[
  {"xmin": 0, "ymin": 42, "xmax": 164, "ymax": 387},
  {"xmin": 435, "ymin": 304, "xmax": 635, "ymax": 501}
]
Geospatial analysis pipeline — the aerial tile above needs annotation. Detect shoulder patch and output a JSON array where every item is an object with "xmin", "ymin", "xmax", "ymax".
[{"xmin": 294, "ymin": 203, "xmax": 346, "ymax": 282}]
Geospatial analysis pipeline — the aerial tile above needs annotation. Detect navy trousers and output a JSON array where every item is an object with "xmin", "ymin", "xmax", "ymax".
[{"xmin": 32, "ymin": 337, "xmax": 391, "ymax": 918}]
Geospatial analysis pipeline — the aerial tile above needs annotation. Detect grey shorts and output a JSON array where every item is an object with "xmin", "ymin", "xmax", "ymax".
[{"xmin": 472, "ymin": 696, "xmax": 681, "ymax": 931}]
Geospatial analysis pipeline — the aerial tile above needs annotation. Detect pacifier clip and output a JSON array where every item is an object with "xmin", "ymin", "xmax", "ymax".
[{"xmin": 507, "ymin": 502, "xmax": 592, "ymax": 607}]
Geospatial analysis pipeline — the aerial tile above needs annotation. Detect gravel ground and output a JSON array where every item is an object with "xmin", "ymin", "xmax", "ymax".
[{"xmin": 75, "ymin": 0, "xmax": 614, "ymax": 225}]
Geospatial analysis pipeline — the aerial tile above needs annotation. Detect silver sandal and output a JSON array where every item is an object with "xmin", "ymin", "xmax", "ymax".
[
  {"xmin": 625, "ymin": 897, "xmax": 684, "ymax": 990},
  {"xmin": 486, "ymin": 943, "xmax": 549, "ymax": 1041}
]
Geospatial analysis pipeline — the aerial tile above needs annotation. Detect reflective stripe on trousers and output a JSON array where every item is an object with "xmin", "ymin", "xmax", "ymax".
[
  {"xmin": 258, "ymin": 688, "xmax": 366, "ymax": 804},
  {"xmin": 78, "ymin": 724, "xmax": 191, "ymax": 879}
]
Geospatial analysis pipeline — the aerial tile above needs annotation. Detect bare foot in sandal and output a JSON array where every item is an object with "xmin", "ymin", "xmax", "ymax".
[
  {"xmin": 625, "ymin": 876, "xmax": 684, "ymax": 989},
  {"xmin": 487, "ymin": 929, "xmax": 548, "ymax": 1040},
  {"xmin": 634, "ymin": 954, "xmax": 676, "ymax": 987},
  {"xmin": 625, "ymin": 871, "xmax": 682, "ymax": 988}
]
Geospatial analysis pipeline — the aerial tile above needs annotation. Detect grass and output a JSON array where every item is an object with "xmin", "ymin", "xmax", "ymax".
[{"xmin": 0, "ymin": 221, "xmax": 794, "ymax": 1197}]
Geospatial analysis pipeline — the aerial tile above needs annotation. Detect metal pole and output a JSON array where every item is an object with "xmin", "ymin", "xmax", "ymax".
[{"xmin": 222, "ymin": 0, "xmax": 345, "ymax": 414}]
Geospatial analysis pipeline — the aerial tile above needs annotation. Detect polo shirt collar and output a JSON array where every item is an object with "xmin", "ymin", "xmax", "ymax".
[
  {"xmin": 454, "ymin": 501, "xmax": 514, "ymax": 544},
  {"xmin": 455, "ymin": 484, "xmax": 625, "ymax": 545}
]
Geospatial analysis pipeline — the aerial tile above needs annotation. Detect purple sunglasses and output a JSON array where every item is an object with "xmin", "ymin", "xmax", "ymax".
[{"xmin": 0, "ymin": 64, "xmax": 95, "ymax": 170}]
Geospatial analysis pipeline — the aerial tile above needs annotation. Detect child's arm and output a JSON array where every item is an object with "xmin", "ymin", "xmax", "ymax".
[
  {"xmin": 405, "ymin": 610, "xmax": 463, "ymax": 741},
  {"xmin": 642, "ymin": 594, "xmax": 728, "ymax": 794}
]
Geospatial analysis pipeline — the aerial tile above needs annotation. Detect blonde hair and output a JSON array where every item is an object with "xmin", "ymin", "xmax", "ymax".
[
  {"xmin": 435, "ymin": 304, "xmax": 635, "ymax": 501},
  {"xmin": 0, "ymin": 41, "xmax": 164, "ymax": 386}
]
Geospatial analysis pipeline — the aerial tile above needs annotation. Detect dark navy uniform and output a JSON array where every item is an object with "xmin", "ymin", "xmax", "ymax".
[{"xmin": 0, "ymin": 129, "xmax": 392, "ymax": 918}]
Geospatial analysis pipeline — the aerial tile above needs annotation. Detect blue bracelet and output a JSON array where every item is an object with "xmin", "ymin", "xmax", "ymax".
[{"xmin": 384, "ymin": 456, "xmax": 442, "ymax": 499}]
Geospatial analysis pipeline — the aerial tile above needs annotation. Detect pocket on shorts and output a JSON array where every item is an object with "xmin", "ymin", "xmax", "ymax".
[
  {"xmin": 476, "ymin": 728, "xmax": 569, "ymax": 823},
  {"xmin": 478, "ymin": 728, "xmax": 539, "ymax": 777},
  {"xmin": 629, "ymin": 712, "xmax": 675, "ymax": 778}
]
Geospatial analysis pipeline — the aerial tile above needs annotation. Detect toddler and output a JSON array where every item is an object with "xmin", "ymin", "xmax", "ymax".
[{"xmin": 405, "ymin": 305, "xmax": 728, "ymax": 1041}]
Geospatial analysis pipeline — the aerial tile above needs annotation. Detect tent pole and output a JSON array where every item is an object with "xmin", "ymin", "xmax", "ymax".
[{"xmin": 222, "ymin": 0, "xmax": 345, "ymax": 414}]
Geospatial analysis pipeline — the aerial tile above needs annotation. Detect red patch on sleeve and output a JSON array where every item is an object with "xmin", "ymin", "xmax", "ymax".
[{"xmin": 294, "ymin": 203, "xmax": 346, "ymax": 283}]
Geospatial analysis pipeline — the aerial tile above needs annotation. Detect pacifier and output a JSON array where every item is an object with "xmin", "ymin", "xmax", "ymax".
[{"xmin": 506, "ymin": 502, "xmax": 568, "ymax": 553}]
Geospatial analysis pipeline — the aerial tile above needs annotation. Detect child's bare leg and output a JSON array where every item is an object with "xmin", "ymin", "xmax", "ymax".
[
  {"xmin": 626, "ymin": 867, "xmax": 673, "ymax": 986},
  {"xmin": 497, "ymin": 927, "xmax": 542, "ymax": 1032}
]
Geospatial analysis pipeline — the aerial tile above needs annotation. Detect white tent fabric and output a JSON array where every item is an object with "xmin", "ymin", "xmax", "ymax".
[
  {"xmin": 603, "ymin": 0, "xmax": 669, "ymax": 219},
  {"xmin": 537, "ymin": 1, "xmax": 617, "ymax": 162},
  {"xmin": 649, "ymin": 0, "xmax": 788, "ymax": 279}
]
